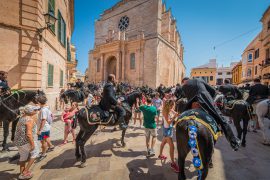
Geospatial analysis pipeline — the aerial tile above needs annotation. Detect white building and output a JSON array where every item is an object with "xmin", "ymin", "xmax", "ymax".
[{"xmin": 216, "ymin": 62, "xmax": 238, "ymax": 85}]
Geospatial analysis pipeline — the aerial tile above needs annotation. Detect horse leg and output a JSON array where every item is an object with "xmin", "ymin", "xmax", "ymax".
[
  {"xmin": 121, "ymin": 128, "xmax": 127, "ymax": 147},
  {"xmin": 2, "ymin": 121, "xmax": 10, "ymax": 151},
  {"xmin": 79, "ymin": 125, "xmax": 98, "ymax": 167},
  {"xmin": 232, "ymin": 115, "xmax": 242, "ymax": 141},
  {"xmin": 11, "ymin": 118, "xmax": 19, "ymax": 142},
  {"xmin": 75, "ymin": 130, "xmax": 84, "ymax": 161},
  {"xmin": 178, "ymin": 149, "xmax": 188, "ymax": 180},
  {"xmin": 241, "ymin": 117, "xmax": 249, "ymax": 147}
]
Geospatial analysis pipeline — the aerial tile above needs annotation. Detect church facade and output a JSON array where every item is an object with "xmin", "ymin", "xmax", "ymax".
[{"xmin": 87, "ymin": 0, "xmax": 185, "ymax": 88}]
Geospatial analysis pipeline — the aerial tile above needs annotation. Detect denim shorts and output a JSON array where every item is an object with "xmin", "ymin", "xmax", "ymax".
[
  {"xmin": 38, "ymin": 131, "xmax": 50, "ymax": 141},
  {"xmin": 162, "ymin": 126, "xmax": 173, "ymax": 137}
]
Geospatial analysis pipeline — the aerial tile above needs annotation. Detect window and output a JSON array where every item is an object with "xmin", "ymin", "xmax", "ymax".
[
  {"xmin": 60, "ymin": 70, "xmax": 64, "ymax": 87},
  {"xmin": 97, "ymin": 59, "xmax": 100, "ymax": 72},
  {"xmin": 58, "ymin": 10, "xmax": 66, "ymax": 47},
  {"xmin": 247, "ymin": 68, "xmax": 252, "ymax": 77},
  {"xmin": 255, "ymin": 66, "xmax": 257, "ymax": 75},
  {"xmin": 67, "ymin": 38, "xmax": 71, "ymax": 61},
  {"xmin": 226, "ymin": 72, "xmax": 231, "ymax": 75},
  {"xmin": 210, "ymin": 76, "xmax": 213, "ymax": 81},
  {"xmin": 218, "ymin": 72, "xmax": 222, "ymax": 75},
  {"xmin": 47, "ymin": 64, "xmax": 54, "ymax": 87},
  {"xmin": 48, "ymin": 0, "xmax": 55, "ymax": 32},
  {"xmin": 266, "ymin": 48, "xmax": 270, "ymax": 59},
  {"xmin": 130, "ymin": 53, "xmax": 135, "ymax": 70},
  {"xmin": 255, "ymin": 49, "xmax": 260, "ymax": 59},
  {"xmin": 248, "ymin": 53, "xmax": 253, "ymax": 62}
]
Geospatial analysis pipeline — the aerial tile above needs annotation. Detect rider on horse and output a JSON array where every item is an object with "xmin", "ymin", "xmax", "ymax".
[
  {"xmin": 219, "ymin": 79, "xmax": 242, "ymax": 103},
  {"xmin": 182, "ymin": 77, "xmax": 241, "ymax": 151},
  {"xmin": 0, "ymin": 71, "xmax": 11, "ymax": 96},
  {"xmin": 246, "ymin": 78, "xmax": 269, "ymax": 114},
  {"xmin": 99, "ymin": 74, "xmax": 127, "ymax": 130}
]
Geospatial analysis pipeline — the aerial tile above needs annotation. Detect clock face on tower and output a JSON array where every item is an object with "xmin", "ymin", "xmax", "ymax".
[{"xmin": 118, "ymin": 16, "xmax": 129, "ymax": 31}]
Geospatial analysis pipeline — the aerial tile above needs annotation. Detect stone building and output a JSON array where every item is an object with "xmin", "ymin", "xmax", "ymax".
[
  {"xmin": 190, "ymin": 59, "xmax": 217, "ymax": 86},
  {"xmin": 0, "ymin": 0, "xmax": 75, "ymax": 110},
  {"xmin": 87, "ymin": 0, "xmax": 185, "ymax": 87}
]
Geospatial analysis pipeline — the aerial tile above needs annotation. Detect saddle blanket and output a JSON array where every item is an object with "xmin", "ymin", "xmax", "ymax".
[{"xmin": 175, "ymin": 109, "xmax": 221, "ymax": 141}]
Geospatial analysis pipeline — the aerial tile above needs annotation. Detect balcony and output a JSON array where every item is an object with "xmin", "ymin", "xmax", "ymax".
[{"xmin": 262, "ymin": 58, "xmax": 270, "ymax": 67}]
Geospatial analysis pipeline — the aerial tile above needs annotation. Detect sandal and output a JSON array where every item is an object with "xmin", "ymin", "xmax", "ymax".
[
  {"xmin": 47, "ymin": 146, "xmax": 55, "ymax": 152},
  {"xmin": 18, "ymin": 171, "xmax": 33, "ymax": 179},
  {"xmin": 158, "ymin": 154, "xmax": 167, "ymax": 160},
  {"xmin": 59, "ymin": 141, "xmax": 68, "ymax": 146}
]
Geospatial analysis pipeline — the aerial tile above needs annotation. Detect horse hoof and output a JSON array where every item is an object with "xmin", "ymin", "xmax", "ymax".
[
  {"xmin": 79, "ymin": 162, "xmax": 87, "ymax": 168},
  {"xmin": 209, "ymin": 162, "xmax": 214, "ymax": 168},
  {"xmin": 121, "ymin": 143, "xmax": 126, "ymax": 147}
]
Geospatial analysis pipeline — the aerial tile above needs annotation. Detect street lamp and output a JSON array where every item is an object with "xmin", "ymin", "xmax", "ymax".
[{"xmin": 37, "ymin": 12, "xmax": 57, "ymax": 40}]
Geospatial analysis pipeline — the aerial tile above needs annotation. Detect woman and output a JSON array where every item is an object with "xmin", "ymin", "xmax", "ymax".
[
  {"xmin": 133, "ymin": 93, "xmax": 146, "ymax": 127},
  {"xmin": 158, "ymin": 99, "xmax": 179, "ymax": 173},
  {"xmin": 14, "ymin": 105, "xmax": 40, "ymax": 180}
]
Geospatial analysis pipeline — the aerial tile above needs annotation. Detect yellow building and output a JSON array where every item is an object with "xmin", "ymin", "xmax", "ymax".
[
  {"xmin": 232, "ymin": 62, "xmax": 242, "ymax": 85},
  {"xmin": 191, "ymin": 59, "xmax": 217, "ymax": 86}
]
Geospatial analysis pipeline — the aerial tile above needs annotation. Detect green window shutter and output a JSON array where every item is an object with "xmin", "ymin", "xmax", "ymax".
[
  {"xmin": 48, "ymin": 64, "xmax": 54, "ymax": 87},
  {"xmin": 60, "ymin": 70, "xmax": 64, "ymax": 87},
  {"xmin": 64, "ymin": 21, "xmax": 66, "ymax": 47},
  {"xmin": 58, "ymin": 10, "xmax": 61, "ymax": 42},
  {"xmin": 67, "ymin": 39, "xmax": 71, "ymax": 61},
  {"xmin": 48, "ymin": 0, "xmax": 55, "ymax": 32}
]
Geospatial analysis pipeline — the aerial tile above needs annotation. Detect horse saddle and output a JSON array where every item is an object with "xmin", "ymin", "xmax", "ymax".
[
  {"xmin": 87, "ymin": 105, "xmax": 116, "ymax": 125},
  {"xmin": 176, "ymin": 109, "xmax": 221, "ymax": 141}
]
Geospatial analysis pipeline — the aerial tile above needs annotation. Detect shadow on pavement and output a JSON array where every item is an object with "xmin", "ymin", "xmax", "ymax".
[{"xmin": 0, "ymin": 169, "xmax": 18, "ymax": 179}]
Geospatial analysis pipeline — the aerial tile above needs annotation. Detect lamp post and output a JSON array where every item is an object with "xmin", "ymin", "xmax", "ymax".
[{"xmin": 37, "ymin": 12, "xmax": 57, "ymax": 40}]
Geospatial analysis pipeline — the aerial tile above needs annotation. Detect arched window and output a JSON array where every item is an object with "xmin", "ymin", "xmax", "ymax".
[
  {"xmin": 97, "ymin": 59, "xmax": 100, "ymax": 72},
  {"xmin": 130, "ymin": 53, "xmax": 135, "ymax": 70},
  {"xmin": 247, "ymin": 68, "xmax": 252, "ymax": 77}
]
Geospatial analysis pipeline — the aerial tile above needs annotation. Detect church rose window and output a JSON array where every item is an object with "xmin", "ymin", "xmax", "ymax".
[{"xmin": 118, "ymin": 16, "xmax": 129, "ymax": 31}]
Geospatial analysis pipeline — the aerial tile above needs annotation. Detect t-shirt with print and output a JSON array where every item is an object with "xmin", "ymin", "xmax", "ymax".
[
  {"xmin": 38, "ymin": 106, "xmax": 51, "ymax": 132},
  {"xmin": 139, "ymin": 105, "xmax": 157, "ymax": 129},
  {"xmin": 152, "ymin": 98, "xmax": 162, "ymax": 110}
]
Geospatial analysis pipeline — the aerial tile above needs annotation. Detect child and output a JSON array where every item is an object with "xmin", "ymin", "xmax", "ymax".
[{"xmin": 139, "ymin": 97, "xmax": 158, "ymax": 157}]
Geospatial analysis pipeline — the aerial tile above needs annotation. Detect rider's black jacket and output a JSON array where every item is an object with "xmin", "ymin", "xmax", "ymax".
[
  {"xmin": 174, "ymin": 85, "xmax": 184, "ymax": 99},
  {"xmin": 99, "ymin": 82, "xmax": 118, "ymax": 111},
  {"xmin": 219, "ymin": 84, "xmax": 242, "ymax": 100},
  {"xmin": 75, "ymin": 82, "xmax": 84, "ymax": 90},
  {"xmin": 247, "ymin": 83, "xmax": 269, "ymax": 104}
]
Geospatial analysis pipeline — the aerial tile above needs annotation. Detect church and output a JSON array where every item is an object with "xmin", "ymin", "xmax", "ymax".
[{"xmin": 87, "ymin": 0, "xmax": 185, "ymax": 87}]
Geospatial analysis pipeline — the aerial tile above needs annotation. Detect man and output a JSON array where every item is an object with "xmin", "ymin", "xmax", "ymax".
[
  {"xmin": 219, "ymin": 79, "xmax": 242, "ymax": 101},
  {"xmin": 182, "ymin": 77, "xmax": 240, "ymax": 151},
  {"xmin": 100, "ymin": 74, "xmax": 127, "ymax": 130},
  {"xmin": 247, "ymin": 78, "xmax": 269, "ymax": 106},
  {"xmin": 174, "ymin": 83, "xmax": 184, "ymax": 99},
  {"xmin": 246, "ymin": 78, "xmax": 269, "ymax": 131},
  {"xmin": 157, "ymin": 84, "xmax": 165, "ymax": 99},
  {"xmin": 0, "ymin": 71, "xmax": 10, "ymax": 95},
  {"xmin": 152, "ymin": 93, "xmax": 163, "ymax": 125},
  {"xmin": 75, "ymin": 79, "xmax": 84, "ymax": 90},
  {"xmin": 139, "ymin": 97, "xmax": 158, "ymax": 157}
]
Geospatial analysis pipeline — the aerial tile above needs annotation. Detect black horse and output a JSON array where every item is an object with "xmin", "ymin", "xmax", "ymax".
[
  {"xmin": 214, "ymin": 94, "xmax": 252, "ymax": 147},
  {"xmin": 61, "ymin": 88, "xmax": 90, "ymax": 104},
  {"xmin": 74, "ymin": 91, "xmax": 142, "ymax": 167},
  {"xmin": 0, "ymin": 90, "xmax": 45, "ymax": 150},
  {"xmin": 175, "ymin": 109, "xmax": 217, "ymax": 180}
]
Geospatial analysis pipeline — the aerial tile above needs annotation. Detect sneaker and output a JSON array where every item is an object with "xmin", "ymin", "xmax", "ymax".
[
  {"xmin": 158, "ymin": 154, "xmax": 167, "ymax": 160},
  {"xmin": 18, "ymin": 171, "xmax": 33, "ymax": 179},
  {"xmin": 146, "ymin": 149, "xmax": 151, "ymax": 157},
  {"xmin": 170, "ymin": 162, "xmax": 180, "ymax": 173},
  {"xmin": 36, "ymin": 154, "xmax": 47, "ymax": 163},
  {"xmin": 148, "ymin": 149, "xmax": 155, "ymax": 157}
]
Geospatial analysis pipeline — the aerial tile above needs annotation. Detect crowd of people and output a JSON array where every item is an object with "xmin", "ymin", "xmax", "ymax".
[{"xmin": 1, "ymin": 69, "xmax": 270, "ymax": 179}]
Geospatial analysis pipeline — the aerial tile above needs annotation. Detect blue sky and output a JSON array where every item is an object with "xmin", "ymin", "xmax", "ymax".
[{"xmin": 72, "ymin": 0, "xmax": 270, "ymax": 75}]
